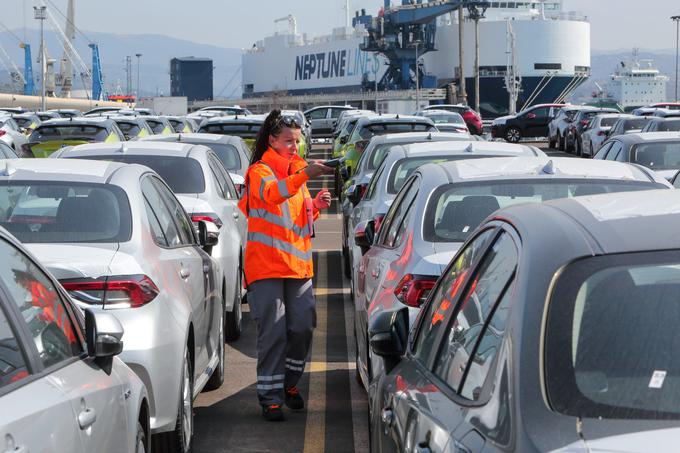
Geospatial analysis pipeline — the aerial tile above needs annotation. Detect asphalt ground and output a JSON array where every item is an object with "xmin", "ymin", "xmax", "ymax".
[{"xmin": 192, "ymin": 140, "xmax": 565, "ymax": 453}]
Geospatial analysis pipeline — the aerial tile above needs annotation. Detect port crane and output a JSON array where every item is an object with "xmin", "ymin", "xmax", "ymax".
[{"xmin": 353, "ymin": 0, "xmax": 489, "ymax": 90}]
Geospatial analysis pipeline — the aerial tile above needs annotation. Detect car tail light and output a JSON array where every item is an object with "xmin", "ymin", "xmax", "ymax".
[
  {"xmin": 0, "ymin": 130, "xmax": 6, "ymax": 137},
  {"xmin": 374, "ymin": 213, "xmax": 386, "ymax": 233},
  {"xmin": 394, "ymin": 274, "xmax": 437, "ymax": 308},
  {"xmin": 358, "ymin": 183, "xmax": 368, "ymax": 199},
  {"xmin": 597, "ymin": 130, "xmax": 608, "ymax": 136},
  {"xmin": 61, "ymin": 274, "xmax": 160, "ymax": 309},
  {"xmin": 191, "ymin": 212, "xmax": 223, "ymax": 229}
]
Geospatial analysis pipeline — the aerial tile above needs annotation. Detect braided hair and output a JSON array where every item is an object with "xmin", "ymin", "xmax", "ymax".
[{"xmin": 251, "ymin": 109, "xmax": 302, "ymax": 164}]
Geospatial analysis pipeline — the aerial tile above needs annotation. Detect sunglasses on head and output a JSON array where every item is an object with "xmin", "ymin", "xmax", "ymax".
[{"xmin": 274, "ymin": 115, "xmax": 301, "ymax": 129}]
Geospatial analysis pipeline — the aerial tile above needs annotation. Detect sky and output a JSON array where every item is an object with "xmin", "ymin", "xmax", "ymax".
[{"xmin": 1, "ymin": 0, "xmax": 679, "ymax": 52}]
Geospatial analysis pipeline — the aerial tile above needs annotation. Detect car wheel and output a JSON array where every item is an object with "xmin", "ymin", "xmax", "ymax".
[
  {"xmin": 505, "ymin": 127, "xmax": 521, "ymax": 143},
  {"xmin": 575, "ymin": 138, "xmax": 582, "ymax": 157},
  {"xmin": 558, "ymin": 132, "xmax": 565, "ymax": 151},
  {"xmin": 342, "ymin": 219, "xmax": 351, "ymax": 279},
  {"xmin": 152, "ymin": 346, "xmax": 193, "ymax": 453},
  {"xmin": 354, "ymin": 327, "xmax": 363, "ymax": 386},
  {"xmin": 225, "ymin": 273, "xmax": 242, "ymax": 341},
  {"xmin": 135, "ymin": 421, "xmax": 147, "ymax": 453},
  {"xmin": 204, "ymin": 297, "xmax": 225, "ymax": 391},
  {"xmin": 548, "ymin": 135, "xmax": 556, "ymax": 149}
]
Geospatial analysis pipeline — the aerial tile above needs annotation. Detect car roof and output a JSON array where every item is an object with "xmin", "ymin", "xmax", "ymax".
[
  {"xmin": 371, "ymin": 131, "xmax": 471, "ymax": 144},
  {"xmin": 610, "ymin": 131, "xmax": 680, "ymax": 144},
  {"xmin": 38, "ymin": 117, "xmax": 114, "ymax": 127},
  {"xmin": 426, "ymin": 156, "xmax": 663, "ymax": 184},
  {"xmin": 139, "ymin": 132, "xmax": 239, "ymax": 145},
  {"xmin": 499, "ymin": 189, "xmax": 680, "ymax": 255},
  {"xmin": 204, "ymin": 115, "xmax": 264, "ymax": 124},
  {"xmin": 0, "ymin": 158, "xmax": 140, "ymax": 183},
  {"xmin": 398, "ymin": 140, "xmax": 543, "ymax": 157},
  {"xmin": 58, "ymin": 141, "xmax": 201, "ymax": 158},
  {"xmin": 359, "ymin": 114, "xmax": 432, "ymax": 125}
]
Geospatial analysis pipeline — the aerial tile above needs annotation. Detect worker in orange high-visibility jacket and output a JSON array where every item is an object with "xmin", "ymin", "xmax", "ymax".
[{"xmin": 238, "ymin": 109, "xmax": 333, "ymax": 422}]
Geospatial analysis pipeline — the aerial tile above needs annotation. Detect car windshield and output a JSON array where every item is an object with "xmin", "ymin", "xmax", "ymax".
[
  {"xmin": 656, "ymin": 120, "xmax": 680, "ymax": 132},
  {"xmin": 601, "ymin": 117, "xmax": 618, "ymax": 127},
  {"xmin": 624, "ymin": 118, "xmax": 650, "ymax": 130},
  {"xmin": 387, "ymin": 156, "xmax": 480, "ymax": 194},
  {"xmin": 632, "ymin": 141, "xmax": 680, "ymax": 170},
  {"xmin": 546, "ymin": 251, "xmax": 680, "ymax": 420},
  {"xmin": 75, "ymin": 155, "xmax": 206, "ymax": 194},
  {"xmin": 200, "ymin": 123, "xmax": 261, "ymax": 138},
  {"xmin": 205, "ymin": 143, "xmax": 241, "ymax": 170},
  {"xmin": 30, "ymin": 125, "xmax": 109, "ymax": 142},
  {"xmin": 424, "ymin": 180, "xmax": 664, "ymax": 243},
  {"xmin": 0, "ymin": 182, "xmax": 131, "ymax": 243}
]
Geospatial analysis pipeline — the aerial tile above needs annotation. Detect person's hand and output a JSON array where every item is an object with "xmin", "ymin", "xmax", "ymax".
[
  {"xmin": 304, "ymin": 161, "xmax": 333, "ymax": 178},
  {"xmin": 313, "ymin": 189, "xmax": 332, "ymax": 210}
]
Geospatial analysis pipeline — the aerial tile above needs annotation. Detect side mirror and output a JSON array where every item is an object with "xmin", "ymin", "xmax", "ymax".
[
  {"xmin": 234, "ymin": 183, "xmax": 245, "ymax": 198},
  {"xmin": 346, "ymin": 183, "xmax": 366, "ymax": 205},
  {"xmin": 198, "ymin": 220, "xmax": 220, "ymax": 249},
  {"xmin": 354, "ymin": 219, "xmax": 375, "ymax": 253},
  {"xmin": 340, "ymin": 136, "xmax": 348, "ymax": 144},
  {"xmin": 355, "ymin": 139, "xmax": 370, "ymax": 153},
  {"xmin": 369, "ymin": 307, "xmax": 409, "ymax": 373},
  {"xmin": 85, "ymin": 309, "xmax": 124, "ymax": 374},
  {"xmin": 340, "ymin": 166, "xmax": 349, "ymax": 181}
]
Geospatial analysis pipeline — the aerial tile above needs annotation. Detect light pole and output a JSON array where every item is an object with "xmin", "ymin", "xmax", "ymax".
[
  {"xmin": 135, "ymin": 53, "xmax": 142, "ymax": 101},
  {"xmin": 413, "ymin": 40, "xmax": 421, "ymax": 111},
  {"xmin": 673, "ymin": 16, "xmax": 680, "ymax": 102},
  {"xmin": 467, "ymin": 3, "xmax": 487, "ymax": 113},
  {"xmin": 34, "ymin": 6, "xmax": 46, "ymax": 111}
]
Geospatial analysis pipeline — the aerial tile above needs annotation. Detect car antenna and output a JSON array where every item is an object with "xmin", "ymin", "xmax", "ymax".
[
  {"xmin": 395, "ymin": 114, "xmax": 400, "ymax": 119},
  {"xmin": 464, "ymin": 143, "xmax": 474, "ymax": 153},
  {"xmin": 541, "ymin": 160, "xmax": 555, "ymax": 175},
  {"xmin": 427, "ymin": 132, "xmax": 432, "ymax": 140}
]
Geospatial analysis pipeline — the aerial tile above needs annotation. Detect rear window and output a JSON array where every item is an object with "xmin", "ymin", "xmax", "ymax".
[
  {"xmin": 199, "ymin": 123, "xmax": 261, "ymax": 138},
  {"xmin": 633, "ymin": 141, "xmax": 680, "ymax": 170},
  {"xmin": 601, "ymin": 117, "xmax": 618, "ymax": 127},
  {"xmin": 76, "ymin": 155, "xmax": 206, "ymax": 194},
  {"xmin": 424, "ymin": 180, "xmax": 664, "ymax": 243},
  {"xmin": 146, "ymin": 120, "xmax": 167, "ymax": 134},
  {"xmin": 387, "ymin": 156, "xmax": 475, "ymax": 194},
  {"xmin": 0, "ymin": 182, "xmax": 131, "ymax": 243},
  {"xmin": 13, "ymin": 117, "xmax": 36, "ymax": 128},
  {"xmin": 360, "ymin": 122, "xmax": 434, "ymax": 140},
  {"xmin": 115, "ymin": 122, "xmax": 142, "ymax": 138},
  {"xmin": 30, "ymin": 125, "xmax": 109, "ymax": 142},
  {"xmin": 546, "ymin": 251, "xmax": 680, "ymax": 420},
  {"xmin": 206, "ymin": 143, "xmax": 241, "ymax": 171},
  {"xmin": 424, "ymin": 113, "xmax": 465, "ymax": 125},
  {"xmin": 367, "ymin": 143, "xmax": 402, "ymax": 171},
  {"xmin": 624, "ymin": 118, "xmax": 650, "ymax": 130},
  {"xmin": 657, "ymin": 120, "xmax": 680, "ymax": 132}
]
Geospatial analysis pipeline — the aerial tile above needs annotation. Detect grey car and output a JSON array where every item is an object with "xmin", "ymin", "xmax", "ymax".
[
  {"xmin": 0, "ymin": 225, "xmax": 150, "ymax": 453},
  {"xmin": 139, "ymin": 132, "xmax": 251, "ymax": 177},
  {"xmin": 304, "ymin": 105, "xmax": 355, "ymax": 137},
  {"xmin": 354, "ymin": 156, "xmax": 671, "ymax": 391},
  {"xmin": 641, "ymin": 117, "xmax": 680, "ymax": 133},
  {"xmin": 594, "ymin": 132, "xmax": 680, "ymax": 181},
  {"xmin": 0, "ymin": 158, "xmax": 224, "ymax": 453},
  {"xmin": 369, "ymin": 187, "xmax": 680, "ymax": 453},
  {"xmin": 608, "ymin": 115, "xmax": 652, "ymax": 138},
  {"xmin": 346, "ymin": 141, "xmax": 545, "ymax": 296}
]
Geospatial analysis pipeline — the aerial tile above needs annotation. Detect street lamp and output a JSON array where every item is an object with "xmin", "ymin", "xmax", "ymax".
[
  {"xmin": 135, "ymin": 53, "xmax": 142, "ymax": 101},
  {"xmin": 34, "ymin": 6, "xmax": 47, "ymax": 111},
  {"xmin": 412, "ymin": 40, "xmax": 422, "ymax": 111},
  {"xmin": 673, "ymin": 16, "xmax": 680, "ymax": 102},
  {"xmin": 467, "ymin": 2, "xmax": 488, "ymax": 113}
]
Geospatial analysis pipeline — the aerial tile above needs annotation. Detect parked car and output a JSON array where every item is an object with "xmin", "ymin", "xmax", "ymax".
[
  {"xmin": 422, "ymin": 104, "xmax": 483, "ymax": 135},
  {"xmin": 53, "ymin": 141, "xmax": 246, "ymax": 340},
  {"xmin": 27, "ymin": 117, "xmax": 126, "ymax": 157},
  {"xmin": 648, "ymin": 102, "xmax": 680, "ymax": 110},
  {"xmin": 0, "ymin": 116, "xmax": 29, "ymax": 154},
  {"xmin": 47, "ymin": 108, "xmax": 82, "ymax": 119},
  {"xmin": 143, "ymin": 116, "xmax": 175, "ymax": 135},
  {"xmin": 580, "ymin": 114, "xmax": 627, "ymax": 157},
  {"xmin": 35, "ymin": 111, "xmax": 62, "ymax": 122},
  {"xmin": 10, "ymin": 113, "xmax": 41, "ymax": 135},
  {"xmin": 83, "ymin": 106, "xmax": 125, "ymax": 116},
  {"xmin": 491, "ymin": 103, "xmax": 566, "ymax": 143},
  {"xmin": 415, "ymin": 110, "xmax": 469, "ymax": 133},
  {"xmin": 608, "ymin": 116, "xmax": 652, "ymax": 138},
  {"xmin": 304, "ymin": 105, "xmax": 355, "ymax": 137},
  {"xmin": 197, "ymin": 105, "xmax": 252, "ymax": 116},
  {"xmin": 547, "ymin": 105, "xmax": 580, "ymax": 149},
  {"xmin": 108, "ymin": 115, "xmax": 155, "ymax": 140},
  {"xmin": 140, "ymin": 132, "xmax": 251, "ymax": 177},
  {"xmin": 198, "ymin": 115, "xmax": 265, "ymax": 151},
  {"xmin": 566, "ymin": 107, "xmax": 620, "ymax": 155},
  {"xmin": 346, "ymin": 140, "xmax": 544, "ymax": 295},
  {"xmin": 652, "ymin": 109, "xmax": 680, "ymax": 118},
  {"xmin": 642, "ymin": 117, "xmax": 680, "ymax": 133},
  {"xmin": 166, "ymin": 116, "xmax": 197, "ymax": 133},
  {"xmin": 368, "ymin": 188, "xmax": 680, "ymax": 453},
  {"xmin": 340, "ymin": 131, "xmax": 477, "ymax": 276},
  {"xmin": 0, "ymin": 158, "xmax": 224, "ymax": 452},
  {"xmin": 594, "ymin": 132, "xmax": 680, "ymax": 181},
  {"xmin": 331, "ymin": 110, "xmax": 374, "ymax": 159},
  {"xmin": 354, "ymin": 156, "xmax": 670, "ymax": 391},
  {"xmin": 0, "ymin": 225, "xmax": 150, "ymax": 453}
]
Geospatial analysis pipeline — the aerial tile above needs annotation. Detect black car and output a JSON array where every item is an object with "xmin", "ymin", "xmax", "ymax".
[
  {"xmin": 369, "ymin": 187, "xmax": 680, "ymax": 453},
  {"xmin": 566, "ymin": 108, "xmax": 620, "ymax": 155},
  {"xmin": 641, "ymin": 117, "xmax": 680, "ymax": 133},
  {"xmin": 491, "ymin": 104, "xmax": 566, "ymax": 143}
]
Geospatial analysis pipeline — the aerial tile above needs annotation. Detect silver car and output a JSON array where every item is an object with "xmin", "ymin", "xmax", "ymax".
[
  {"xmin": 0, "ymin": 158, "xmax": 224, "ymax": 453},
  {"xmin": 0, "ymin": 116, "xmax": 29, "ymax": 155},
  {"xmin": 139, "ymin": 132, "xmax": 252, "ymax": 177},
  {"xmin": 346, "ymin": 140, "xmax": 545, "ymax": 293},
  {"xmin": 354, "ymin": 156, "xmax": 671, "ymax": 390},
  {"xmin": 0, "ymin": 225, "xmax": 150, "ymax": 453},
  {"xmin": 581, "ymin": 114, "xmax": 627, "ymax": 157},
  {"xmin": 53, "ymin": 141, "xmax": 246, "ymax": 340}
]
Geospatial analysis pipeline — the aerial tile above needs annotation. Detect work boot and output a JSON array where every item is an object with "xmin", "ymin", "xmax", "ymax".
[
  {"xmin": 262, "ymin": 404, "xmax": 285, "ymax": 422},
  {"xmin": 285, "ymin": 386, "xmax": 304, "ymax": 410}
]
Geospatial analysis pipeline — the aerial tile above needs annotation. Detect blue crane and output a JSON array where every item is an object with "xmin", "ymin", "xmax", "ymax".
[
  {"xmin": 89, "ymin": 43, "xmax": 104, "ymax": 100},
  {"xmin": 19, "ymin": 43, "xmax": 34, "ymax": 96},
  {"xmin": 354, "ymin": 0, "xmax": 488, "ymax": 90}
]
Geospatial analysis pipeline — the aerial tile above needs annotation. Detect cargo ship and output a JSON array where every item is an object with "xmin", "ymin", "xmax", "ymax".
[{"xmin": 242, "ymin": 1, "xmax": 591, "ymax": 118}]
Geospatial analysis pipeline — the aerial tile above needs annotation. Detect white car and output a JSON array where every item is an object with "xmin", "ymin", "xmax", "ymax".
[
  {"xmin": 53, "ymin": 141, "xmax": 246, "ymax": 340},
  {"xmin": 0, "ymin": 116, "xmax": 29, "ymax": 155},
  {"xmin": 0, "ymin": 225, "xmax": 150, "ymax": 453},
  {"xmin": 0, "ymin": 159, "xmax": 224, "ymax": 453}
]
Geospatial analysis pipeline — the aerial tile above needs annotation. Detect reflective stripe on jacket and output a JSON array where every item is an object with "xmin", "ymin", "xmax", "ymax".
[{"xmin": 239, "ymin": 148, "xmax": 319, "ymax": 284}]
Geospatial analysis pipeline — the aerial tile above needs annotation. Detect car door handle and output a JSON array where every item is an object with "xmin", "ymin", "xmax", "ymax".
[
  {"xmin": 180, "ymin": 268, "xmax": 191, "ymax": 279},
  {"xmin": 371, "ymin": 269, "xmax": 380, "ymax": 278},
  {"xmin": 2, "ymin": 434, "xmax": 29, "ymax": 453},
  {"xmin": 78, "ymin": 407, "xmax": 97, "ymax": 430},
  {"xmin": 233, "ymin": 210, "xmax": 240, "ymax": 219}
]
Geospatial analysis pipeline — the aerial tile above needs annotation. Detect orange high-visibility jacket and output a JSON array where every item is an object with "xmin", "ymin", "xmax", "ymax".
[{"xmin": 239, "ymin": 148, "xmax": 319, "ymax": 284}]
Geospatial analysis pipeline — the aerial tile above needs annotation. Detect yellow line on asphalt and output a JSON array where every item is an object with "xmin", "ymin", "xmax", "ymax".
[{"xmin": 304, "ymin": 251, "xmax": 328, "ymax": 453}]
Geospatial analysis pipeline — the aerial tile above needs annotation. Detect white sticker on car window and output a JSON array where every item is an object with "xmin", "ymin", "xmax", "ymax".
[{"xmin": 649, "ymin": 370, "xmax": 667, "ymax": 389}]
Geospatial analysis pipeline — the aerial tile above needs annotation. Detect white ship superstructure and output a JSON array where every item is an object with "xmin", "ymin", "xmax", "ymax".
[
  {"xmin": 610, "ymin": 52, "xmax": 668, "ymax": 109},
  {"xmin": 242, "ymin": 0, "xmax": 591, "ymax": 117}
]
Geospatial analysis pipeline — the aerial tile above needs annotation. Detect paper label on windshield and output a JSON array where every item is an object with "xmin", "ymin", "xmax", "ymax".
[{"xmin": 649, "ymin": 370, "xmax": 667, "ymax": 389}]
